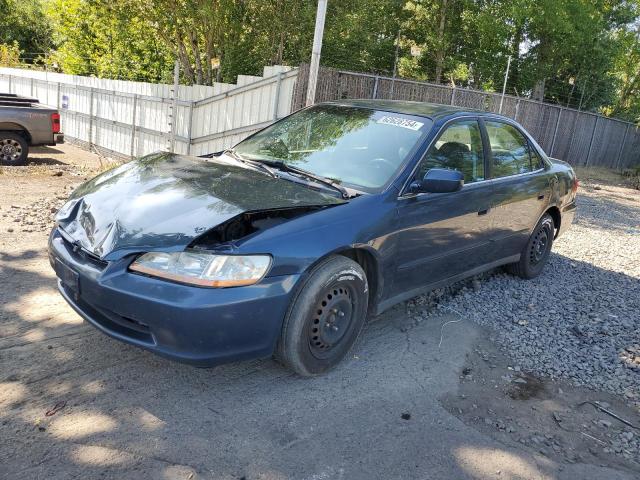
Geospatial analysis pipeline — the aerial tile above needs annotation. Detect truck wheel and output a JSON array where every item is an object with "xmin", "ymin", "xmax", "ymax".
[
  {"xmin": 0, "ymin": 132, "xmax": 28, "ymax": 166},
  {"xmin": 276, "ymin": 255, "xmax": 369, "ymax": 376},
  {"xmin": 506, "ymin": 213, "xmax": 554, "ymax": 279}
]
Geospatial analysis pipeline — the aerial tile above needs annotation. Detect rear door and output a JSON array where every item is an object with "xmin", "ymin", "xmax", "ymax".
[
  {"xmin": 392, "ymin": 118, "xmax": 495, "ymax": 296},
  {"xmin": 482, "ymin": 119, "xmax": 550, "ymax": 257}
]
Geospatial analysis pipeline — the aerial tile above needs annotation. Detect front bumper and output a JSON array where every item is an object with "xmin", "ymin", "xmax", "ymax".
[{"xmin": 48, "ymin": 228, "xmax": 299, "ymax": 366}]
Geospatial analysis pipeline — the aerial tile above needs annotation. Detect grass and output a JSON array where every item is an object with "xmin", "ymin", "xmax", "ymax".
[{"xmin": 574, "ymin": 166, "xmax": 639, "ymax": 189}]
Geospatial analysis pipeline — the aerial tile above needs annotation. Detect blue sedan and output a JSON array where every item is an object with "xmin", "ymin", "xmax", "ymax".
[{"xmin": 49, "ymin": 100, "xmax": 578, "ymax": 375}]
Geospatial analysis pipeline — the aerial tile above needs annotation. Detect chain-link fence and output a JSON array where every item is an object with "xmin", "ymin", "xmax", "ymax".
[{"xmin": 293, "ymin": 64, "xmax": 640, "ymax": 169}]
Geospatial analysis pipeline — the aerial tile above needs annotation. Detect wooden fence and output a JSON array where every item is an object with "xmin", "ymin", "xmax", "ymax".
[
  {"xmin": 2, "ymin": 64, "xmax": 638, "ymax": 169},
  {"xmin": 293, "ymin": 64, "xmax": 640, "ymax": 169}
]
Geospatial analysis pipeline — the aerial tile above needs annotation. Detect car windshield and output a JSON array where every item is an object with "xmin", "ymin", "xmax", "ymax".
[{"xmin": 233, "ymin": 105, "xmax": 431, "ymax": 192}]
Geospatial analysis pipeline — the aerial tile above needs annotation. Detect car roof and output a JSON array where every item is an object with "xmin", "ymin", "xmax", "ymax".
[{"xmin": 321, "ymin": 99, "xmax": 490, "ymax": 120}]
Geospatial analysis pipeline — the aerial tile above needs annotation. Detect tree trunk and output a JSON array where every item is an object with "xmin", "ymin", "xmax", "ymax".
[
  {"xmin": 187, "ymin": 30, "xmax": 204, "ymax": 85},
  {"xmin": 434, "ymin": 0, "xmax": 448, "ymax": 84},
  {"xmin": 276, "ymin": 31, "xmax": 285, "ymax": 65},
  {"xmin": 176, "ymin": 35, "xmax": 195, "ymax": 85}
]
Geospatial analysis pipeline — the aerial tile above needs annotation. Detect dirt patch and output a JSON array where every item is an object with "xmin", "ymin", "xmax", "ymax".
[
  {"xmin": 505, "ymin": 373, "xmax": 545, "ymax": 401},
  {"xmin": 440, "ymin": 329, "xmax": 640, "ymax": 473}
]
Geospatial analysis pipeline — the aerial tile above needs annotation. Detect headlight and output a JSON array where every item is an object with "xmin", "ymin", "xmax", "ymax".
[{"xmin": 129, "ymin": 251, "xmax": 271, "ymax": 287}]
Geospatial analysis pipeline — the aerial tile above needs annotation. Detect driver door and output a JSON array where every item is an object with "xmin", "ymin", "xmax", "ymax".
[{"xmin": 392, "ymin": 119, "xmax": 496, "ymax": 297}]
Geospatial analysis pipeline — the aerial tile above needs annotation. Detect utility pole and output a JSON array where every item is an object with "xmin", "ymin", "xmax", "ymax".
[
  {"xmin": 390, "ymin": 28, "xmax": 401, "ymax": 99},
  {"xmin": 498, "ymin": 55, "xmax": 512, "ymax": 114},
  {"xmin": 578, "ymin": 78, "xmax": 587, "ymax": 111},
  {"xmin": 306, "ymin": 0, "xmax": 328, "ymax": 107}
]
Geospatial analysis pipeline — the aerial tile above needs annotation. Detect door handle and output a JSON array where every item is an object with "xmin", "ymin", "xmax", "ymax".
[
  {"xmin": 478, "ymin": 208, "xmax": 490, "ymax": 216},
  {"xmin": 537, "ymin": 194, "xmax": 545, "ymax": 200}
]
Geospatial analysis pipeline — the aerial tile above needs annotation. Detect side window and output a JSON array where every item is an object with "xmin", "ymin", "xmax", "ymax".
[
  {"xmin": 529, "ymin": 144, "xmax": 545, "ymax": 170},
  {"xmin": 416, "ymin": 120, "xmax": 485, "ymax": 184},
  {"xmin": 485, "ymin": 121, "xmax": 532, "ymax": 177}
]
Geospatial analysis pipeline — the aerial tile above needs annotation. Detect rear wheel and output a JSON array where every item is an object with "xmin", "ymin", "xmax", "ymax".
[
  {"xmin": 506, "ymin": 213, "xmax": 554, "ymax": 279},
  {"xmin": 276, "ymin": 256, "xmax": 369, "ymax": 376},
  {"xmin": 0, "ymin": 132, "xmax": 28, "ymax": 166}
]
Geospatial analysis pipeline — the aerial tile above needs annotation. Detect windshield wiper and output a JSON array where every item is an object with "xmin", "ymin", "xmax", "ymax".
[
  {"xmin": 257, "ymin": 159, "xmax": 350, "ymax": 199},
  {"xmin": 223, "ymin": 149, "xmax": 279, "ymax": 178}
]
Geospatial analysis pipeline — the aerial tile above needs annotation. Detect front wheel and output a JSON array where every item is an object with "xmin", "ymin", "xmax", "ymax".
[
  {"xmin": 506, "ymin": 213, "xmax": 555, "ymax": 279},
  {"xmin": 0, "ymin": 132, "xmax": 29, "ymax": 166},
  {"xmin": 275, "ymin": 256, "xmax": 369, "ymax": 376}
]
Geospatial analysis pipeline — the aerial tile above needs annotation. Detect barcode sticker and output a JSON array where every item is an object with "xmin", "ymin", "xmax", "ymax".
[{"xmin": 377, "ymin": 116, "xmax": 424, "ymax": 130}]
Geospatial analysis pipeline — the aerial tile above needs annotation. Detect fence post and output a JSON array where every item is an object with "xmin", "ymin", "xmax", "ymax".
[
  {"xmin": 130, "ymin": 94, "xmax": 138, "ymax": 159},
  {"xmin": 273, "ymin": 72, "xmax": 283, "ymax": 120},
  {"xmin": 450, "ymin": 86, "xmax": 456, "ymax": 105},
  {"xmin": 550, "ymin": 107, "xmax": 562, "ymax": 157},
  {"xmin": 88, "ymin": 87, "xmax": 94, "ymax": 150},
  {"xmin": 186, "ymin": 101, "xmax": 194, "ymax": 155},
  {"xmin": 8, "ymin": 75, "xmax": 12, "ymax": 93},
  {"xmin": 585, "ymin": 115, "xmax": 599, "ymax": 167},
  {"xmin": 615, "ymin": 123, "xmax": 630, "ymax": 170},
  {"xmin": 30, "ymin": 77, "xmax": 34, "ymax": 97},
  {"xmin": 169, "ymin": 60, "xmax": 180, "ymax": 153},
  {"xmin": 56, "ymin": 82, "xmax": 61, "ymax": 109},
  {"xmin": 514, "ymin": 98, "xmax": 520, "ymax": 122},
  {"xmin": 372, "ymin": 76, "xmax": 379, "ymax": 99}
]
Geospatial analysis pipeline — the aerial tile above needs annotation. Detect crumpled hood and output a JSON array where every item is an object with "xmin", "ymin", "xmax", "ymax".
[{"xmin": 55, "ymin": 152, "xmax": 344, "ymax": 259}]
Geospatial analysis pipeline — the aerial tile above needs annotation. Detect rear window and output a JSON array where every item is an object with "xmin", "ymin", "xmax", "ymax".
[{"xmin": 485, "ymin": 121, "xmax": 533, "ymax": 177}]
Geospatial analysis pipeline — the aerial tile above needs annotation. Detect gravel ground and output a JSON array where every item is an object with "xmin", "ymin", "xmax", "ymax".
[
  {"xmin": 408, "ymin": 179, "xmax": 640, "ymax": 404},
  {"xmin": 404, "ymin": 177, "xmax": 640, "ymax": 461}
]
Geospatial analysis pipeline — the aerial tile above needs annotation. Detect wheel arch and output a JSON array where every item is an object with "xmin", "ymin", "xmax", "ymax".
[
  {"xmin": 544, "ymin": 205, "xmax": 561, "ymax": 238},
  {"xmin": 334, "ymin": 246, "xmax": 382, "ymax": 315},
  {"xmin": 297, "ymin": 245, "xmax": 382, "ymax": 316},
  {"xmin": 0, "ymin": 123, "xmax": 31, "ymax": 143}
]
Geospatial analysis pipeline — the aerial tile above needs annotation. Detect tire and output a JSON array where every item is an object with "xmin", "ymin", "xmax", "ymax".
[
  {"xmin": 0, "ymin": 132, "xmax": 29, "ymax": 166},
  {"xmin": 276, "ymin": 255, "xmax": 369, "ymax": 376},
  {"xmin": 506, "ymin": 213, "xmax": 555, "ymax": 279}
]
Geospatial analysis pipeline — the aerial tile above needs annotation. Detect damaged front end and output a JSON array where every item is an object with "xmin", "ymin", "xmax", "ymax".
[
  {"xmin": 53, "ymin": 153, "xmax": 346, "ymax": 260},
  {"xmin": 190, "ymin": 206, "xmax": 327, "ymax": 250}
]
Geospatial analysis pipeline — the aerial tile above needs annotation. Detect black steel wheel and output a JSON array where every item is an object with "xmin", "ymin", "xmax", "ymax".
[
  {"xmin": 506, "ymin": 213, "xmax": 555, "ymax": 279},
  {"xmin": 0, "ymin": 132, "xmax": 28, "ymax": 166},
  {"xmin": 308, "ymin": 283, "xmax": 355, "ymax": 358},
  {"xmin": 276, "ymin": 255, "xmax": 369, "ymax": 376},
  {"xmin": 529, "ymin": 225, "xmax": 550, "ymax": 266}
]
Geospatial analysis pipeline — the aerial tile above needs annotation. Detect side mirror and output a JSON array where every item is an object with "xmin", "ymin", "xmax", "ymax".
[{"xmin": 409, "ymin": 168, "xmax": 464, "ymax": 194}]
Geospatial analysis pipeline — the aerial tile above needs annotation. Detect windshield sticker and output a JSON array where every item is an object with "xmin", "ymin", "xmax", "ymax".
[{"xmin": 377, "ymin": 116, "xmax": 424, "ymax": 130}]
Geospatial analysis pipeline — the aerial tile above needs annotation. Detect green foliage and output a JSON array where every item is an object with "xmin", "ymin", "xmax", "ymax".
[
  {"xmin": 0, "ymin": 0, "xmax": 638, "ymax": 122},
  {"xmin": 0, "ymin": 42, "xmax": 21, "ymax": 67},
  {"xmin": 45, "ymin": 0, "xmax": 173, "ymax": 81},
  {"xmin": 0, "ymin": 0, "xmax": 52, "ymax": 61},
  {"xmin": 606, "ymin": 27, "xmax": 640, "ymax": 124}
]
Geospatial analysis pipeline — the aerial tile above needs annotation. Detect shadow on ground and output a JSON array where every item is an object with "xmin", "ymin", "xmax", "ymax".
[{"xmin": 26, "ymin": 147, "xmax": 69, "ymax": 166}]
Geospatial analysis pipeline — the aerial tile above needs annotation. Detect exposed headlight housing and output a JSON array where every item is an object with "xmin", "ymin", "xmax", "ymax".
[{"xmin": 129, "ymin": 251, "xmax": 271, "ymax": 287}]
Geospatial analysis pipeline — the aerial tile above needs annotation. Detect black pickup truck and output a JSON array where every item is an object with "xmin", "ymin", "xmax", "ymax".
[{"xmin": 0, "ymin": 93, "xmax": 64, "ymax": 165}]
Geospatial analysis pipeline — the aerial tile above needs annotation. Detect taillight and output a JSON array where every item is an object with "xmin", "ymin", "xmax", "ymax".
[
  {"xmin": 51, "ymin": 113, "xmax": 60, "ymax": 133},
  {"xmin": 572, "ymin": 176, "xmax": 579, "ymax": 193}
]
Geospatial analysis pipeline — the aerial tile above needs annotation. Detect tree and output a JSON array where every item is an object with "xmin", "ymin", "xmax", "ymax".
[
  {"xmin": 608, "ymin": 26, "xmax": 640, "ymax": 123},
  {"xmin": 0, "ymin": 42, "xmax": 20, "ymax": 67},
  {"xmin": 46, "ymin": 0, "xmax": 173, "ymax": 81},
  {"xmin": 0, "ymin": 0, "xmax": 52, "ymax": 62}
]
